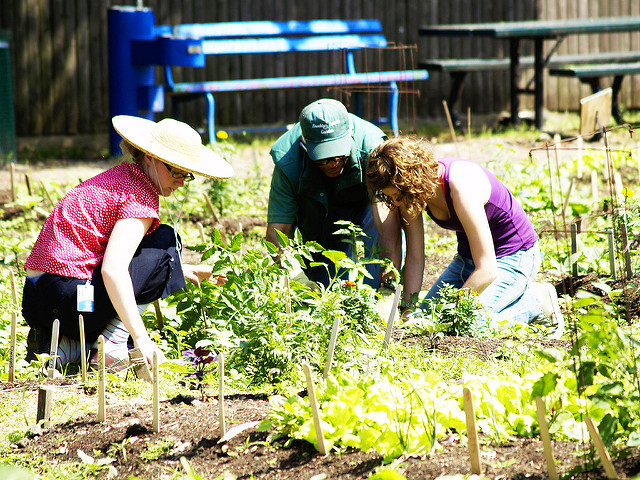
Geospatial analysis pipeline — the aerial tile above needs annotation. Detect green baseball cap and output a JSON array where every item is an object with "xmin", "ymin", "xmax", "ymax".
[{"xmin": 299, "ymin": 99, "xmax": 353, "ymax": 161}]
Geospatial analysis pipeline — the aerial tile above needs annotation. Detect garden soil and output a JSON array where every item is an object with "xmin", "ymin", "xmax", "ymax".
[{"xmin": 2, "ymin": 123, "xmax": 640, "ymax": 479}]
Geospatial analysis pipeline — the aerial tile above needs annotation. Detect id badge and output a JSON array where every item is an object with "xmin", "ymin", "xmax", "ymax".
[{"xmin": 77, "ymin": 282, "xmax": 94, "ymax": 312}]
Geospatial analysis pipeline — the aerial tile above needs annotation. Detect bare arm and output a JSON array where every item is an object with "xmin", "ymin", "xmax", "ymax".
[
  {"xmin": 449, "ymin": 162, "xmax": 497, "ymax": 294},
  {"xmin": 371, "ymin": 202, "xmax": 403, "ymax": 280},
  {"xmin": 266, "ymin": 222, "xmax": 293, "ymax": 248},
  {"xmin": 400, "ymin": 208, "xmax": 425, "ymax": 306},
  {"xmin": 101, "ymin": 217, "xmax": 165, "ymax": 366}
]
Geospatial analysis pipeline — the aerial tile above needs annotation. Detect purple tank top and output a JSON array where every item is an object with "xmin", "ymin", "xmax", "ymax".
[{"xmin": 425, "ymin": 158, "xmax": 537, "ymax": 259}]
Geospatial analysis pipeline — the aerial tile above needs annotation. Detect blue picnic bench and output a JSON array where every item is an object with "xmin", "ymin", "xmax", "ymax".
[{"xmin": 107, "ymin": 7, "xmax": 428, "ymax": 155}]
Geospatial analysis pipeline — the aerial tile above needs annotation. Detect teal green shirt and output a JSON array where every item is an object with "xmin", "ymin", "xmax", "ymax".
[{"xmin": 267, "ymin": 114, "xmax": 387, "ymax": 248}]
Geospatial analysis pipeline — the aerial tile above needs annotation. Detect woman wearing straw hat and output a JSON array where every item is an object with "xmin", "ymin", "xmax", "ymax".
[{"xmin": 22, "ymin": 115, "xmax": 234, "ymax": 370}]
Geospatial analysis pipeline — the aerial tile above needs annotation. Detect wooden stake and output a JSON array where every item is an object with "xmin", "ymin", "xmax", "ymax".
[
  {"xmin": 463, "ymin": 387, "xmax": 482, "ymax": 475},
  {"xmin": 562, "ymin": 178, "xmax": 575, "ymax": 217},
  {"xmin": 284, "ymin": 276, "xmax": 291, "ymax": 316},
  {"xmin": 591, "ymin": 170, "xmax": 599, "ymax": 206},
  {"xmin": 585, "ymin": 416, "xmax": 618, "ymax": 479},
  {"xmin": 8, "ymin": 270, "xmax": 17, "ymax": 383},
  {"xmin": 619, "ymin": 217, "xmax": 633, "ymax": 280},
  {"xmin": 323, "ymin": 317, "xmax": 341, "ymax": 379},
  {"xmin": 303, "ymin": 363, "xmax": 327, "ymax": 455},
  {"xmin": 218, "ymin": 352, "xmax": 226, "ymax": 437},
  {"xmin": 383, "ymin": 284, "xmax": 402, "ymax": 350},
  {"xmin": 98, "ymin": 335, "xmax": 106, "ymax": 422},
  {"xmin": 197, "ymin": 222, "xmax": 206, "ymax": 243},
  {"xmin": 152, "ymin": 351, "xmax": 159, "ymax": 433},
  {"xmin": 25, "ymin": 172, "xmax": 32, "ymax": 195},
  {"xmin": 40, "ymin": 180, "xmax": 54, "ymax": 208},
  {"xmin": 607, "ymin": 229, "xmax": 617, "ymax": 278},
  {"xmin": 79, "ymin": 315, "xmax": 87, "ymax": 383},
  {"xmin": 535, "ymin": 397, "xmax": 559, "ymax": 480},
  {"xmin": 203, "ymin": 193, "xmax": 220, "ymax": 224},
  {"xmin": 153, "ymin": 299, "xmax": 164, "ymax": 330},
  {"xmin": 47, "ymin": 319, "xmax": 60, "ymax": 379},
  {"xmin": 36, "ymin": 386, "xmax": 54, "ymax": 429},
  {"xmin": 442, "ymin": 100, "xmax": 458, "ymax": 144}
]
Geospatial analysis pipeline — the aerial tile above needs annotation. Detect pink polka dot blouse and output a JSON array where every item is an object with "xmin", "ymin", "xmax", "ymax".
[{"xmin": 25, "ymin": 162, "xmax": 161, "ymax": 279}]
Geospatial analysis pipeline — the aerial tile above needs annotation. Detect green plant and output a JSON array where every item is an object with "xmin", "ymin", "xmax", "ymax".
[{"xmin": 416, "ymin": 284, "xmax": 485, "ymax": 336}]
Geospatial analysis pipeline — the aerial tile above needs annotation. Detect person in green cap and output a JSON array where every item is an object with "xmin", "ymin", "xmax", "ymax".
[{"xmin": 266, "ymin": 98, "xmax": 401, "ymax": 288}]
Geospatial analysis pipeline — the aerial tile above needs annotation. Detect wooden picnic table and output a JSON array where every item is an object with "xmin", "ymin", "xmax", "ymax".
[{"xmin": 419, "ymin": 16, "xmax": 640, "ymax": 129}]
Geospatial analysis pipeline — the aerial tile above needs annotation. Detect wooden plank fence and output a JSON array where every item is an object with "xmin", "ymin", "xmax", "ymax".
[{"xmin": 0, "ymin": 0, "xmax": 638, "ymax": 138}]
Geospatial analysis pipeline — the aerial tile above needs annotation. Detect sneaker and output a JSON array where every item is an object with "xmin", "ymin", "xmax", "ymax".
[
  {"xmin": 530, "ymin": 282, "xmax": 565, "ymax": 339},
  {"xmin": 25, "ymin": 326, "xmax": 51, "ymax": 363}
]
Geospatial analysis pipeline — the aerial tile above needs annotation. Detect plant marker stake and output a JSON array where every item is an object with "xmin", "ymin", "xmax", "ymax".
[
  {"xmin": 36, "ymin": 386, "xmax": 54, "ymax": 429},
  {"xmin": 535, "ymin": 397, "xmax": 558, "ymax": 480},
  {"xmin": 79, "ymin": 315, "xmax": 87, "ymax": 383},
  {"xmin": 197, "ymin": 222, "xmax": 206, "ymax": 243},
  {"xmin": 570, "ymin": 223, "xmax": 578, "ymax": 278},
  {"xmin": 203, "ymin": 193, "xmax": 220, "ymax": 224},
  {"xmin": 40, "ymin": 180, "xmax": 54, "ymax": 208},
  {"xmin": 303, "ymin": 363, "xmax": 327, "ymax": 455},
  {"xmin": 383, "ymin": 284, "xmax": 402, "ymax": 350},
  {"xmin": 152, "ymin": 351, "xmax": 159, "ymax": 433},
  {"xmin": 442, "ymin": 100, "xmax": 458, "ymax": 144},
  {"xmin": 218, "ymin": 352, "xmax": 226, "ymax": 437},
  {"xmin": 47, "ymin": 319, "xmax": 60, "ymax": 380},
  {"xmin": 25, "ymin": 172, "xmax": 32, "ymax": 195},
  {"xmin": 323, "ymin": 317, "xmax": 341, "ymax": 379},
  {"xmin": 607, "ymin": 229, "xmax": 617, "ymax": 278},
  {"xmin": 463, "ymin": 387, "xmax": 482, "ymax": 475},
  {"xmin": 8, "ymin": 270, "xmax": 18, "ymax": 383},
  {"xmin": 591, "ymin": 170, "xmax": 599, "ymax": 205},
  {"xmin": 585, "ymin": 416, "xmax": 618, "ymax": 479},
  {"xmin": 98, "ymin": 335, "xmax": 106, "ymax": 422}
]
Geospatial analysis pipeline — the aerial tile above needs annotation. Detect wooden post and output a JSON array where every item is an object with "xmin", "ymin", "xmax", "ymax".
[
  {"xmin": 585, "ymin": 417, "xmax": 618, "ymax": 479},
  {"xmin": 79, "ymin": 315, "xmax": 87, "ymax": 383},
  {"xmin": 218, "ymin": 352, "xmax": 226, "ymax": 437},
  {"xmin": 203, "ymin": 193, "xmax": 220, "ymax": 224},
  {"xmin": 463, "ymin": 387, "xmax": 482, "ymax": 475},
  {"xmin": 383, "ymin": 284, "xmax": 403, "ymax": 350},
  {"xmin": 8, "ymin": 270, "xmax": 18, "ymax": 383},
  {"xmin": 153, "ymin": 299, "xmax": 164, "ymax": 330},
  {"xmin": 40, "ymin": 181, "xmax": 54, "ymax": 208},
  {"xmin": 284, "ymin": 276, "xmax": 291, "ymax": 316},
  {"xmin": 303, "ymin": 363, "xmax": 327, "ymax": 455},
  {"xmin": 607, "ymin": 229, "xmax": 617, "ymax": 279},
  {"xmin": 197, "ymin": 222, "xmax": 206, "ymax": 243},
  {"xmin": 571, "ymin": 223, "xmax": 579, "ymax": 277},
  {"xmin": 47, "ymin": 319, "xmax": 60, "ymax": 379},
  {"xmin": 98, "ymin": 335, "xmax": 106, "ymax": 422},
  {"xmin": 535, "ymin": 397, "xmax": 558, "ymax": 480},
  {"xmin": 25, "ymin": 172, "xmax": 32, "ymax": 195},
  {"xmin": 152, "ymin": 351, "xmax": 159, "ymax": 433},
  {"xmin": 562, "ymin": 178, "xmax": 575, "ymax": 217},
  {"xmin": 36, "ymin": 386, "xmax": 54, "ymax": 429},
  {"xmin": 576, "ymin": 136, "xmax": 583, "ymax": 178},
  {"xmin": 442, "ymin": 100, "xmax": 458, "ymax": 144},
  {"xmin": 323, "ymin": 317, "xmax": 341, "ymax": 379}
]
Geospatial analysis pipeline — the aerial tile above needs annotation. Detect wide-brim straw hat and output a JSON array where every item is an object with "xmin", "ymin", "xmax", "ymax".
[{"xmin": 112, "ymin": 115, "xmax": 234, "ymax": 179}]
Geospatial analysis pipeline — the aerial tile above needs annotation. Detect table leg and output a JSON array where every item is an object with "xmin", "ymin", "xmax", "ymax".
[
  {"xmin": 509, "ymin": 39, "xmax": 520, "ymax": 126},
  {"xmin": 534, "ymin": 38, "xmax": 544, "ymax": 130}
]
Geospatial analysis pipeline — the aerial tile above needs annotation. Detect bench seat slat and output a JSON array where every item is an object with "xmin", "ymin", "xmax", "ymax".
[
  {"xmin": 201, "ymin": 34, "xmax": 388, "ymax": 55},
  {"xmin": 162, "ymin": 19, "xmax": 384, "ymax": 38},
  {"xmin": 171, "ymin": 70, "xmax": 429, "ymax": 93},
  {"xmin": 549, "ymin": 61, "xmax": 640, "ymax": 78}
]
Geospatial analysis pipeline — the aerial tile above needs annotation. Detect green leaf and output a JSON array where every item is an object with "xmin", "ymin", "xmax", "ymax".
[
  {"xmin": 536, "ymin": 348, "xmax": 564, "ymax": 364},
  {"xmin": 531, "ymin": 372, "xmax": 559, "ymax": 398},
  {"xmin": 275, "ymin": 228, "xmax": 290, "ymax": 248},
  {"xmin": 322, "ymin": 250, "xmax": 347, "ymax": 264},
  {"xmin": 368, "ymin": 469, "xmax": 407, "ymax": 480}
]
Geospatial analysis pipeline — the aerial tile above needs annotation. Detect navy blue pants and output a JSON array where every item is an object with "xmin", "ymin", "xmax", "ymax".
[{"xmin": 22, "ymin": 224, "xmax": 185, "ymax": 343}]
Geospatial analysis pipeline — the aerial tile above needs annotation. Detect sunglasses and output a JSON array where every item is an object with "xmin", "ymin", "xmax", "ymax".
[
  {"xmin": 163, "ymin": 162, "xmax": 195, "ymax": 182},
  {"xmin": 314, "ymin": 155, "xmax": 349, "ymax": 167}
]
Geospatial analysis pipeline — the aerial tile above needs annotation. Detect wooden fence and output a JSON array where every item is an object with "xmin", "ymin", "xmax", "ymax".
[{"xmin": 0, "ymin": 0, "xmax": 638, "ymax": 138}]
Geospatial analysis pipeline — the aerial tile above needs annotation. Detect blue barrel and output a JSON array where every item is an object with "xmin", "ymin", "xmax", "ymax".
[{"xmin": 107, "ymin": 7, "xmax": 156, "ymax": 156}]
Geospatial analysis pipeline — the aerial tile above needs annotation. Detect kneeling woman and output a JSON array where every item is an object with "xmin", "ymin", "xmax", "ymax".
[
  {"xmin": 22, "ymin": 115, "xmax": 233, "ymax": 369},
  {"xmin": 366, "ymin": 136, "xmax": 553, "ymax": 325}
]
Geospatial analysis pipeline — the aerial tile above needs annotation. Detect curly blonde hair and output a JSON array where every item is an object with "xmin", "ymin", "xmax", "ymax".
[{"xmin": 366, "ymin": 136, "xmax": 439, "ymax": 218}]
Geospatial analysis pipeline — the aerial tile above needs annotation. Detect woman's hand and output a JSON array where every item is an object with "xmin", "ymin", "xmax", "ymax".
[
  {"xmin": 135, "ymin": 336, "xmax": 167, "ymax": 366},
  {"xmin": 182, "ymin": 264, "xmax": 227, "ymax": 286}
]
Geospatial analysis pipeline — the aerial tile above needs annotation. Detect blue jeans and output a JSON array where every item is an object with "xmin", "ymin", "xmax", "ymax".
[
  {"xmin": 425, "ymin": 242, "xmax": 542, "ymax": 324},
  {"xmin": 306, "ymin": 204, "xmax": 381, "ymax": 288}
]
